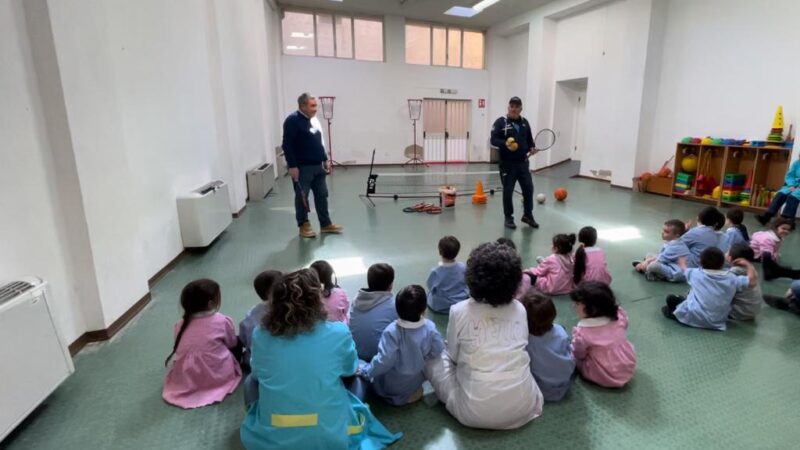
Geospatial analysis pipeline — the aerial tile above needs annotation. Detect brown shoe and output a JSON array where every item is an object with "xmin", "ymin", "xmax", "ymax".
[
  {"xmin": 406, "ymin": 387, "xmax": 424, "ymax": 404},
  {"xmin": 299, "ymin": 222, "xmax": 316, "ymax": 238},
  {"xmin": 320, "ymin": 223, "xmax": 343, "ymax": 234}
]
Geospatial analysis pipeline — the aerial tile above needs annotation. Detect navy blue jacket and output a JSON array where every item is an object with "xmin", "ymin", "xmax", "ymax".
[
  {"xmin": 282, "ymin": 111, "xmax": 327, "ymax": 168},
  {"xmin": 491, "ymin": 115, "xmax": 534, "ymax": 163}
]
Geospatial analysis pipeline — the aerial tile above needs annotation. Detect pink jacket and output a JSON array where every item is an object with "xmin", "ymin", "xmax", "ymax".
[
  {"xmin": 578, "ymin": 247, "xmax": 612, "ymax": 285},
  {"xmin": 750, "ymin": 230, "xmax": 781, "ymax": 260},
  {"xmin": 528, "ymin": 254, "xmax": 576, "ymax": 295},
  {"xmin": 571, "ymin": 307, "xmax": 636, "ymax": 388},
  {"xmin": 323, "ymin": 287, "xmax": 350, "ymax": 324},
  {"xmin": 163, "ymin": 312, "xmax": 242, "ymax": 408}
]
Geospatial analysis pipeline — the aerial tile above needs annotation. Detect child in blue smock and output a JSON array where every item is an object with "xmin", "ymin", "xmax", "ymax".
[
  {"xmin": 360, "ymin": 285, "xmax": 445, "ymax": 405},
  {"xmin": 520, "ymin": 291, "xmax": 575, "ymax": 402},
  {"xmin": 720, "ymin": 207, "xmax": 749, "ymax": 253},
  {"xmin": 662, "ymin": 247, "xmax": 757, "ymax": 331},
  {"xmin": 634, "ymin": 219, "xmax": 689, "ymax": 282},
  {"xmin": 427, "ymin": 236, "xmax": 470, "ymax": 313},
  {"xmin": 349, "ymin": 263, "xmax": 398, "ymax": 361},
  {"xmin": 680, "ymin": 207, "xmax": 725, "ymax": 267}
]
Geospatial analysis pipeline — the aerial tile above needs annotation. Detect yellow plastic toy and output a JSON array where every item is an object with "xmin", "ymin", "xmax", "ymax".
[
  {"xmin": 701, "ymin": 137, "xmax": 713, "ymax": 145},
  {"xmin": 740, "ymin": 200, "xmax": 750, "ymax": 206},
  {"xmin": 712, "ymin": 186, "xmax": 721, "ymax": 199},
  {"xmin": 681, "ymin": 154, "xmax": 698, "ymax": 173}
]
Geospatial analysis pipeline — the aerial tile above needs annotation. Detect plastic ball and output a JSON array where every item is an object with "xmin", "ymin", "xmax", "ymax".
[
  {"xmin": 657, "ymin": 167, "xmax": 672, "ymax": 178},
  {"xmin": 681, "ymin": 154, "xmax": 698, "ymax": 173},
  {"xmin": 640, "ymin": 172, "xmax": 653, "ymax": 182},
  {"xmin": 554, "ymin": 188, "xmax": 568, "ymax": 202},
  {"xmin": 681, "ymin": 137, "xmax": 693, "ymax": 144},
  {"xmin": 700, "ymin": 137, "xmax": 713, "ymax": 145},
  {"xmin": 536, "ymin": 193, "xmax": 546, "ymax": 204}
]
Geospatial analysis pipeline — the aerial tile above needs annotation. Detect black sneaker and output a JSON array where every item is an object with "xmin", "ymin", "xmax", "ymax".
[
  {"xmin": 755, "ymin": 213, "xmax": 772, "ymax": 226},
  {"xmin": 763, "ymin": 294, "xmax": 790, "ymax": 310},
  {"xmin": 504, "ymin": 217, "xmax": 516, "ymax": 230},
  {"xmin": 521, "ymin": 215, "xmax": 539, "ymax": 228}
]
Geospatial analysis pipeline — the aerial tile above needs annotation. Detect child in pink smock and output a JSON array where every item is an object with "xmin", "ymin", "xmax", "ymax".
[
  {"xmin": 524, "ymin": 234, "xmax": 577, "ymax": 296},
  {"xmin": 163, "ymin": 279, "xmax": 242, "ymax": 408},
  {"xmin": 311, "ymin": 260, "xmax": 350, "ymax": 323},
  {"xmin": 570, "ymin": 281, "xmax": 636, "ymax": 388},
  {"xmin": 573, "ymin": 226, "xmax": 612, "ymax": 285}
]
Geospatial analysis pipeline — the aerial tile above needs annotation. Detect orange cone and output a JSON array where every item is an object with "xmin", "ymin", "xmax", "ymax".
[{"xmin": 472, "ymin": 180, "xmax": 487, "ymax": 204}]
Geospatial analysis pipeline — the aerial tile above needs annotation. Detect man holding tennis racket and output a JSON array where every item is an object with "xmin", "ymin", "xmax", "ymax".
[
  {"xmin": 283, "ymin": 93, "xmax": 343, "ymax": 238},
  {"xmin": 491, "ymin": 96, "xmax": 540, "ymax": 230}
]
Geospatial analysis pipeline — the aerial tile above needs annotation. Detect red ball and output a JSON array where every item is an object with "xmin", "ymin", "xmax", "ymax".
[{"xmin": 554, "ymin": 188, "xmax": 568, "ymax": 201}]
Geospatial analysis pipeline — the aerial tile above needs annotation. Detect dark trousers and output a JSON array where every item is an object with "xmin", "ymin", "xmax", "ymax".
[
  {"xmin": 766, "ymin": 191, "xmax": 800, "ymax": 218},
  {"xmin": 294, "ymin": 163, "xmax": 331, "ymax": 227},
  {"xmin": 664, "ymin": 294, "xmax": 685, "ymax": 320},
  {"xmin": 499, "ymin": 160, "xmax": 534, "ymax": 219}
]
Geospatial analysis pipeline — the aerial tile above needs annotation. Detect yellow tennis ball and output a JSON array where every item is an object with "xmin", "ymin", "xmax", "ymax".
[
  {"xmin": 506, "ymin": 137, "xmax": 516, "ymax": 145},
  {"xmin": 509, "ymin": 143, "xmax": 519, "ymax": 151}
]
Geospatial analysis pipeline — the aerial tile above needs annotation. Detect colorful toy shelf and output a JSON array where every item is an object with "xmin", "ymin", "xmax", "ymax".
[{"xmin": 670, "ymin": 143, "xmax": 791, "ymax": 213}]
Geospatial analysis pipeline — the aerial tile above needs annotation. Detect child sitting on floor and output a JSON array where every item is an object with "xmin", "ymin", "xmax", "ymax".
[
  {"xmin": 524, "ymin": 234, "xmax": 576, "ymax": 296},
  {"xmin": 727, "ymin": 244, "xmax": 763, "ymax": 321},
  {"xmin": 163, "ymin": 279, "xmax": 241, "ymax": 409},
  {"xmin": 426, "ymin": 236, "xmax": 470, "ymax": 313},
  {"xmin": 573, "ymin": 226, "xmax": 612, "ymax": 285},
  {"xmin": 663, "ymin": 247, "xmax": 757, "ymax": 331},
  {"xmin": 752, "ymin": 217, "xmax": 800, "ymax": 280},
  {"xmin": 721, "ymin": 207, "xmax": 749, "ymax": 252},
  {"xmin": 359, "ymin": 285, "xmax": 445, "ymax": 405},
  {"xmin": 521, "ymin": 291, "xmax": 575, "ymax": 401},
  {"xmin": 349, "ymin": 263, "xmax": 398, "ymax": 361},
  {"xmin": 681, "ymin": 206, "xmax": 726, "ymax": 267},
  {"xmin": 570, "ymin": 282, "xmax": 636, "ymax": 388},
  {"xmin": 239, "ymin": 270, "xmax": 282, "ymax": 370},
  {"xmin": 310, "ymin": 260, "xmax": 350, "ymax": 323},
  {"xmin": 634, "ymin": 219, "xmax": 690, "ymax": 282}
]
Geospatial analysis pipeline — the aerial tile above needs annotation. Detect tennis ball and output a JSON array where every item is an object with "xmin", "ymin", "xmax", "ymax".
[
  {"xmin": 506, "ymin": 137, "xmax": 516, "ymax": 145},
  {"xmin": 509, "ymin": 143, "xmax": 519, "ymax": 151}
]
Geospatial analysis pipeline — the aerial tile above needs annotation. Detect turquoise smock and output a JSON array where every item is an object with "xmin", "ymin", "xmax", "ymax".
[
  {"xmin": 240, "ymin": 321, "xmax": 402, "ymax": 450},
  {"xmin": 778, "ymin": 160, "xmax": 800, "ymax": 199}
]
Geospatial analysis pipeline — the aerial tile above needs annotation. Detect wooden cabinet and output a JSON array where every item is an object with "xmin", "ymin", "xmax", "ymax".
[{"xmin": 670, "ymin": 143, "xmax": 791, "ymax": 212}]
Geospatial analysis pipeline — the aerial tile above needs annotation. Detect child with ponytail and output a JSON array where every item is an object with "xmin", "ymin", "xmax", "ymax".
[
  {"xmin": 523, "ymin": 234, "xmax": 577, "ymax": 295},
  {"xmin": 573, "ymin": 226, "xmax": 612, "ymax": 285},
  {"xmin": 162, "ymin": 279, "xmax": 241, "ymax": 409}
]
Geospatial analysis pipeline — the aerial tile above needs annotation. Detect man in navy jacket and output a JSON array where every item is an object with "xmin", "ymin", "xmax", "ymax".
[
  {"xmin": 490, "ymin": 96, "xmax": 540, "ymax": 230},
  {"xmin": 282, "ymin": 93, "xmax": 343, "ymax": 238}
]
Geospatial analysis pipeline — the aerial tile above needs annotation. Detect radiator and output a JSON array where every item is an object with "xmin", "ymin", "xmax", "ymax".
[
  {"xmin": 176, "ymin": 180, "xmax": 232, "ymax": 248},
  {"xmin": 1, "ymin": 277, "xmax": 74, "ymax": 440},
  {"xmin": 246, "ymin": 162, "xmax": 274, "ymax": 201}
]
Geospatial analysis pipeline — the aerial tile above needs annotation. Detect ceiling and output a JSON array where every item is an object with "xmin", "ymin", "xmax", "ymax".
[{"xmin": 275, "ymin": 0, "xmax": 554, "ymax": 28}]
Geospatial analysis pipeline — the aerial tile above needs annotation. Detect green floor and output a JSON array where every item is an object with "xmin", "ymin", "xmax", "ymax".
[{"xmin": 4, "ymin": 164, "xmax": 800, "ymax": 449}]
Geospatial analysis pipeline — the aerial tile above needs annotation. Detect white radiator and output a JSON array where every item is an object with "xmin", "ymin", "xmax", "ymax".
[
  {"xmin": 246, "ymin": 162, "xmax": 274, "ymax": 201},
  {"xmin": 176, "ymin": 180, "xmax": 232, "ymax": 248},
  {"xmin": 275, "ymin": 146, "xmax": 287, "ymax": 177},
  {"xmin": 1, "ymin": 277, "xmax": 74, "ymax": 440}
]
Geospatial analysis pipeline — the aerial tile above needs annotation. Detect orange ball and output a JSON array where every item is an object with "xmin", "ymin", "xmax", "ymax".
[
  {"xmin": 640, "ymin": 171, "xmax": 653, "ymax": 181},
  {"xmin": 554, "ymin": 187, "xmax": 568, "ymax": 201}
]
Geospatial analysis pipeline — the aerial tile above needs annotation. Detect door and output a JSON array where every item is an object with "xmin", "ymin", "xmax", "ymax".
[
  {"xmin": 423, "ymin": 99, "xmax": 471, "ymax": 163},
  {"xmin": 572, "ymin": 90, "xmax": 587, "ymax": 160}
]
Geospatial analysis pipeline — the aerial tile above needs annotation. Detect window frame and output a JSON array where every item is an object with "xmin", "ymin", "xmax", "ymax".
[
  {"xmin": 405, "ymin": 21, "xmax": 485, "ymax": 70},
  {"xmin": 280, "ymin": 8, "xmax": 385, "ymax": 62}
]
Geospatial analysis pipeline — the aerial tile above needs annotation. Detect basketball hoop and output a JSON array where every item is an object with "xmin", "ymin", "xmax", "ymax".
[
  {"xmin": 404, "ymin": 99, "xmax": 426, "ymax": 167},
  {"xmin": 318, "ymin": 96, "xmax": 344, "ymax": 170}
]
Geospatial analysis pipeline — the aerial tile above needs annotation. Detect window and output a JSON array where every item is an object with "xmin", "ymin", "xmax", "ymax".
[
  {"xmin": 281, "ymin": 10, "xmax": 383, "ymax": 61},
  {"xmin": 405, "ymin": 23, "xmax": 485, "ymax": 69}
]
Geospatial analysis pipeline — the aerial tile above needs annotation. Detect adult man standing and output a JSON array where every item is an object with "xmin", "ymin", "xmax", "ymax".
[
  {"xmin": 283, "ymin": 93, "xmax": 343, "ymax": 238},
  {"xmin": 490, "ymin": 96, "xmax": 540, "ymax": 230}
]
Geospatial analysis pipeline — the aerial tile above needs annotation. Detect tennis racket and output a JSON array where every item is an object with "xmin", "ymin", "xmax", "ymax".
[
  {"xmin": 294, "ymin": 180, "xmax": 310, "ymax": 212},
  {"xmin": 527, "ymin": 128, "xmax": 556, "ymax": 157}
]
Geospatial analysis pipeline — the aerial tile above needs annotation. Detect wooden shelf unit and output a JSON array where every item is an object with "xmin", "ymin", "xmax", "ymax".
[{"xmin": 670, "ymin": 143, "xmax": 791, "ymax": 213}]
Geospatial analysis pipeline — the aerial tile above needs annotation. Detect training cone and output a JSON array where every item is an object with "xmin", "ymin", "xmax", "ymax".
[{"xmin": 472, "ymin": 180, "xmax": 487, "ymax": 204}]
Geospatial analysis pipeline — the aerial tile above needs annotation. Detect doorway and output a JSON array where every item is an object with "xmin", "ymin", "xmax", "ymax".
[
  {"xmin": 552, "ymin": 78, "xmax": 588, "ymax": 164},
  {"xmin": 422, "ymin": 99, "xmax": 471, "ymax": 163}
]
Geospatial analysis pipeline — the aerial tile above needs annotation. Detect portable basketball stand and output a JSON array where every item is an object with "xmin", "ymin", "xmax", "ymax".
[
  {"xmin": 403, "ymin": 99, "xmax": 427, "ymax": 167},
  {"xmin": 319, "ymin": 96, "xmax": 346, "ymax": 171}
]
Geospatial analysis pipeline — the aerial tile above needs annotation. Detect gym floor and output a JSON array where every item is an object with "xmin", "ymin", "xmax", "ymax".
[{"xmin": 4, "ymin": 163, "xmax": 799, "ymax": 450}]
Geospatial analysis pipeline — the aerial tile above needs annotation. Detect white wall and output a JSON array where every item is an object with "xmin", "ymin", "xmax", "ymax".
[
  {"xmin": 281, "ymin": 15, "xmax": 491, "ymax": 164},
  {"xmin": 0, "ymin": 0, "xmax": 283, "ymax": 343},
  {"xmin": 639, "ymin": 0, "xmax": 800, "ymax": 173}
]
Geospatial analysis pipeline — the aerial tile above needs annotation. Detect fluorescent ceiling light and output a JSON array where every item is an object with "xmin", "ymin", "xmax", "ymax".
[
  {"xmin": 290, "ymin": 32, "xmax": 314, "ymax": 38},
  {"xmin": 444, "ymin": 6, "xmax": 479, "ymax": 18},
  {"xmin": 473, "ymin": 0, "xmax": 501, "ymax": 12},
  {"xmin": 286, "ymin": 45, "xmax": 306, "ymax": 50}
]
